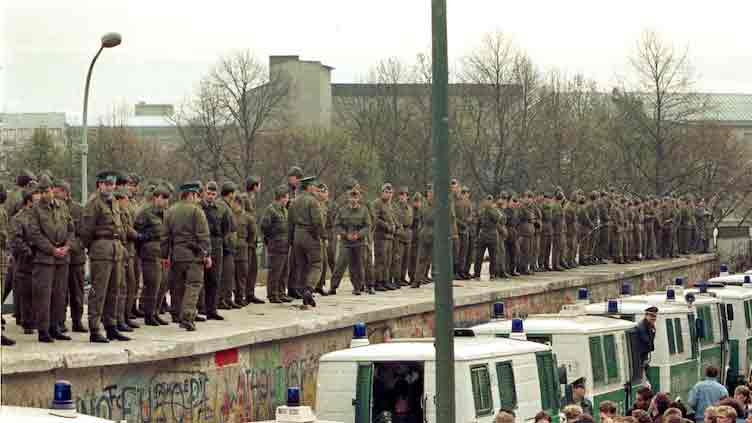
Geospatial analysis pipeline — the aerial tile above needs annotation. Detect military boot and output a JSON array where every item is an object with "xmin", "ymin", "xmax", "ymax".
[{"xmin": 106, "ymin": 326, "xmax": 131, "ymax": 341}]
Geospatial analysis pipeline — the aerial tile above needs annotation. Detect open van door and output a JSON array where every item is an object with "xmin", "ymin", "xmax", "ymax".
[{"xmin": 355, "ymin": 362, "xmax": 374, "ymax": 423}]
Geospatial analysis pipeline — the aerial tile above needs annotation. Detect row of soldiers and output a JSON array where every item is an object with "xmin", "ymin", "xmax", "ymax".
[{"xmin": 0, "ymin": 165, "xmax": 713, "ymax": 346}]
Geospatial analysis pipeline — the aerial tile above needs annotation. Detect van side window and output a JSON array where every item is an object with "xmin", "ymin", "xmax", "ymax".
[
  {"xmin": 667, "ymin": 319, "xmax": 677, "ymax": 355},
  {"xmin": 674, "ymin": 318, "xmax": 684, "ymax": 353},
  {"xmin": 470, "ymin": 364, "xmax": 493, "ymax": 417},
  {"xmin": 589, "ymin": 335, "xmax": 620, "ymax": 386},
  {"xmin": 744, "ymin": 301, "xmax": 752, "ymax": 329},
  {"xmin": 603, "ymin": 334, "xmax": 619, "ymax": 383},
  {"xmin": 589, "ymin": 336, "xmax": 605, "ymax": 385},
  {"xmin": 536, "ymin": 351, "xmax": 560, "ymax": 414},
  {"xmin": 698, "ymin": 306, "xmax": 715, "ymax": 344},
  {"xmin": 496, "ymin": 361, "xmax": 517, "ymax": 410}
]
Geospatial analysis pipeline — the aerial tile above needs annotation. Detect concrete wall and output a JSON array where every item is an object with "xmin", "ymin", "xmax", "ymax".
[
  {"xmin": 0, "ymin": 257, "xmax": 717, "ymax": 423},
  {"xmin": 270, "ymin": 56, "xmax": 332, "ymax": 129}
]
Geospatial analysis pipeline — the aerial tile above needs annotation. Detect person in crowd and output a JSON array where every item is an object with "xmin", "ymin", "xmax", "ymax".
[{"xmin": 689, "ymin": 366, "xmax": 729, "ymax": 423}]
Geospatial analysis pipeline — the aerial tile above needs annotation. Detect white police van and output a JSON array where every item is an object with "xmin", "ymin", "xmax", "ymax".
[
  {"xmin": 316, "ymin": 323, "xmax": 563, "ymax": 423},
  {"xmin": 585, "ymin": 291, "xmax": 701, "ymax": 402},
  {"xmin": 471, "ymin": 293, "xmax": 638, "ymax": 421}
]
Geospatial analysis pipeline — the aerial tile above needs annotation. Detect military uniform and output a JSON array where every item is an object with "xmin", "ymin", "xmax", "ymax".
[
  {"xmin": 288, "ymin": 177, "xmax": 325, "ymax": 306},
  {"xmin": 241, "ymin": 184, "xmax": 261, "ymax": 304},
  {"xmin": 260, "ymin": 187, "xmax": 291, "ymax": 303},
  {"xmin": 643, "ymin": 201, "xmax": 657, "ymax": 259},
  {"xmin": 564, "ymin": 200, "xmax": 578, "ymax": 267},
  {"xmin": 454, "ymin": 191, "xmax": 472, "ymax": 278},
  {"xmin": 329, "ymin": 191, "xmax": 371, "ymax": 293},
  {"xmin": 609, "ymin": 202, "xmax": 624, "ymax": 263},
  {"xmin": 517, "ymin": 201, "xmax": 535, "ymax": 275},
  {"xmin": 596, "ymin": 194, "xmax": 610, "ymax": 262},
  {"xmin": 81, "ymin": 172, "xmax": 128, "ymax": 342},
  {"xmin": 134, "ymin": 196, "xmax": 168, "ymax": 324},
  {"xmin": 315, "ymin": 189, "xmax": 331, "ymax": 293},
  {"xmin": 233, "ymin": 197, "xmax": 257, "ymax": 304},
  {"xmin": 416, "ymin": 194, "xmax": 434, "ymax": 285},
  {"xmin": 9, "ymin": 200, "xmax": 35, "ymax": 331},
  {"xmin": 551, "ymin": 200, "xmax": 565, "ymax": 270},
  {"xmin": 495, "ymin": 202, "xmax": 509, "ymax": 278},
  {"xmin": 474, "ymin": 199, "xmax": 500, "ymax": 279},
  {"xmin": 391, "ymin": 189, "xmax": 413, "ymax": 286},
  {"xmin": 679, "ymin": 201, "xmax": 695, "ymax": 254},
  {"xmin": 219, "ymin": 186, "xmax": 238, "ymax": 307},
  {"xmin": 578, "ymin": 197, "xmax": 595, "ymax": 265},
  {"xmin": 115, "ymin": 189, "xmax": 140, "ymax": 331},
  {"xmin": 504, "ymin": 201, "xmax": 520, "ymax": 275},
  {"xmin": 163, "ymin": 182, "xmax": 211, "ymax": 330},
  {"xmin": 372, "ymin": 186, "xmax": 397, "ymax": 290},
  {"xmin": 201, "ymin": 183, "xmax": 232, "ymax": 314},
  {"xmin": 407, "ymin": 195, "xmax": 423, "ymax": 284}
]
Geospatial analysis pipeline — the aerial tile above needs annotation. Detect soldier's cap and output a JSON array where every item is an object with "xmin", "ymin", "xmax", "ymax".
[
  {"xmin": 53, "ymin": 179, "xmax": 71, "ymax": 192},
  {"xmin": 398, "ymin": 186, "xmax": 409, "ymax": 194},
  {"xmin": 128, "ymin": 173, "xmax": 141, "ymax": 185},
  {"xmin": 116, "ymin": 172, "xmax": 131, "ymax": 186},
  {"xmin": 450, "ymin": 178, "xmax": 459, "ymax": 186},
  {"xmin": 572, "ymin": 377, "xmax": 586, "ymax": 389},
  {"xmin": 179, "ymin": 181, "xmax": 202, "ymax": 194},
  {"xmin": 220, "ymin": 181, "xmax": 237, "ymax": 195},
  {"xmin": 38, "ymin": 169, "xmax": 53, "ymax": 180},
  {"xmin": 245, "ymin": 175, "xmax": 261, "ymax": 190},
  {"xmin": 288, "ymin": 166, "xmax": 304, "ymax": 178},
  {"xmin": 461, "ymin": 185, "xmax": 470, "ymax": 193},
  {"xmin": 485, "ymin": 194, "xmax": 494, "ymax": 201},
  {"xmin": 153, "ymin": 184, "xmax": 171, "ymax": 198},
  {"xmin": 274, "ymin": 184, "xmax": 288, "ymax": 199},
  {"xmin": 96, "ymin": 170, "xmax": 120, "ymax": 184},
  {"xmin": 412, "ymin": 192, "xmax": 423, "ymax": 201},
  {"xmin": 499, "ymin": 190, "xmax": 509, "ymax": 199},
  {"xmin": 300, "ymin": 176, "xmax": 318, "ymax": 188},
  {"xmin": 37, "ymin": 174, "xmax": 53, "ymax": 190},
  {"xmin": 344, "ymin": 177, "xmax": 359, "ymax": 190},
  {"xmin": 381, "ymin": 183, "xmax": 393, "ymax": 192},
  {"xmin": 206, "ymin": 181, "xmax": 219, "ymax": 192},
  {"xmin": 349, "ymin": 188, "xmax": 361, "ymax": 197},
  {"xmin": 114, "ymin": 188, "xmax": 129, "ymax": 199},
  {"xmin": 645, "ymin": 306, "xmax": 659, "ymax": 314},
  {"xmin": 425, "ymin": 183, "xmax": 433, "ymax": 192}
]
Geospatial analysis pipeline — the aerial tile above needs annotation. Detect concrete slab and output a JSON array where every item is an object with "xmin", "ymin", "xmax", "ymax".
[{"xmin": 0, "ymin": 254, "xmax": 716, "ymax": 375}]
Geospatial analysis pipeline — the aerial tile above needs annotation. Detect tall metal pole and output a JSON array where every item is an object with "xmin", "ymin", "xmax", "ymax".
[
  {"xmin": 80, "ymin": 45, "xmax": 104, "ymax": 203},
  {"xmin": 431, "ymin": 2, "xmax": 455, "ymax": 423}
]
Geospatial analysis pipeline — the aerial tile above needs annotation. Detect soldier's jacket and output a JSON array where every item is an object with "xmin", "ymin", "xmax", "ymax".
[
  {"xmin": 643, "ymin": 205, "xmax": 656, "ymax": 228},
  {"xmin": 532, "ymin": 204, "xmax": 542, "ymax": 233},
  {"xmin": 496, "ymin": 207, "xmax": 508, "ymax": 240},
  {"xmin": 201, "ymin": 199, "xmax": 232, "ymax": 256},
  {"xmin": 242, "ymin": 194, "xmax": 256, "ymax": 215},
  {"xmin": 671, "ymin": 206, "xmax": 681, "ymax": 231},
  {"xmin": 518, "ymin": 204, "xmax": 535, "ymax": 237},
  {"xmin": 221, "ymin": 198, "xmax": 237, "ymax": 255},
  {"xmin": 564, "ymin": 202, "xmax": 578, "ymax": 234},
  {"xmin": 657, "ymin": 206, "xmax": 672, "ymax": 231},
  {"xmin": 66, "ymin": 199, "xmax": 86, "ymax": 265},
  {"xmin": 81, "ymin": 193, "xmax": 126, "ymax": 262},
  {"xmin": 504, "ymin": 207, "xmax": 519, "ymax": 241},
  {"xmin": 597, "ymin": 198, "xmax": 609, "ymax": 227},
  {"xmin": 289, "ymin": 191, "xmax": 325, "ymax": 240},
  {"xmin": 610, "ymin": 206, "xmax": 625, "ymax": 233},
  {"xmin": 260, "ymin": 203, "xmax": 289, "ymax": 253},
  {"xmin": 392, "ymin": 201, "xmax": 413, "ymax": 244},
  {"xmin": 28, "ymin": 197, "xmax": 74, "ymax": 264},
  {"xmin": 119, "ymin": 203, "xmax": 138, "ymax": 260},
  {"xmin": 624, "ymin": 208, "xmax": 634, "ymax": 232},
  {"xmin": 335, "ymin": 204, "xmax": 371, "ymax": 247},
  {"xmin": 585, "ymin": 201, "xmax": 599, "ymax": 228},
  {"xmin": 319, "ymin": 200, "xmax": 329, "ymax": 241},
  {"xmin": 680, "ymin": 206, "xmax": 695, "ymax": 228},
  {"xmin": 134, "ymin": 203, "xmax": 167, "ymax": 261},
  {"xmin": 578, "ymin": 202, "xmax": 594, "ymax": 229},
  {"xmin": 163, "ymin": 200, "xmax": 211, "ymax": 263},
  {"xmin": 541, "ymin": 203, "xmax": 554, "ymax": 236},
  {"xmin": 454, "ymin": 196, "xmax": 472, "ymax": 235},
  {"xmin": 633, "ymin": 208, "xmax": 642, "ymax": 228},
  {"xmin": 371, "ymin": 198, "xmax": 396, "ymax": 240},
  {"xmin": 477, "ymin": 202, "xmax": 500, "ymax": 242},
  {"xmin": 5, "ymin": 189, "xmax": 24, "ymax": 219},
  {"xmin": 418, "ymin": 201, "xmax": 434, "ymax": 242},
  {"xmin": 9, "ymin": 208, "xmax": 34, "ymax": 270},
  {"xmin": 233, "ymin": 205, "xmax": 254, "ymax": 262},
  {"xmin": 0, "ymin": 205, "xmax": 7, "ymax": 250},
  {"xmin": 551, "ymin": 203, "xmax": 564, "ymax": 234}
]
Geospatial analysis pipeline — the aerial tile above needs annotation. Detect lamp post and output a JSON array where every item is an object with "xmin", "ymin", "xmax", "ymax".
[{"xmin": 80, "ymin": 32, "xmax": 121, "ymax": 202}]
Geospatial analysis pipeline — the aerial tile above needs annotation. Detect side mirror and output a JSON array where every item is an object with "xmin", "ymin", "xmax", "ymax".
[
  {"xmin": 727, "ymin": 304, "xmax": 734, "ymax": 321},
  {"xmin": 695, "ymin": 319, "xmax": 706, "ymax": 340}
]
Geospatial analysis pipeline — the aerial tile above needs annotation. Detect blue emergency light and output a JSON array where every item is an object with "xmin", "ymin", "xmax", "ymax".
[
  {"xmin": 511, "ymin": 318, "xmax": 524, "ymax": 333},
  {"xmin": 699, "ymin": 283, "xmax": 708, "ymax": 293},
  {"xmin": 51, "ymin": 380, "xmax": 74, "ymax": 410},
  {"xmin": 353, "ymin": 322, "xmax": 367, "ymax": 339},
  {"xmin": 720, "ymin": 264, "xmax": 729, "ymax": 273},
  {"xmin": 621, "ymin": 282, "xmax": 632, "ymax": 296},
  {"xmin": 577, "ymin": 288, "xmax": 589, "ymax": 301},
  {"xmin": 675, "ymin": 277, "xmax": 684, "ymax": 287},
  {"xmin": 666, "ymin": 288, "xmax": 676, "ymax": 301},
  {"xmin": 607, "ymin": 299, "xmax": 619, "ymax": 314},
  {"xmin": 287, "ymin": 387, "xmax": 301, "ymax": 407},
  {"xmin": 492, "ymin": 302, "xmax": 505, "ymax": 319},
  {"xmin": 746, "ymin": 275, "xmax": 751, "ymax": 284}
]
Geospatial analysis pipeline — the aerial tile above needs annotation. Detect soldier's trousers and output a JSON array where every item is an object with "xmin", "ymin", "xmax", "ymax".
[
  {"xmin": 133, "ymin": 257, "xmax": 142, "ymax": 310},
  {"xmin": 399, "ymin": 235, "xmax": 412, "ymax": 282},
  {"xmin": 32, "ymin": 263, "xmax": 69, "ymax": 334},
  {"xmin": 122, "ymin": 257, "xmax": 138, "ymax": 322},
  {"xmin": 505, "ymin": 238, "xmax": 518, "ymax": 273},
  {"xmin": 67, "ymin": 262, "xmax": 85, "ymax": 324},
  {"xmin": 598, "ymin": 225, "xmax": 609, "ymax": 259},
  {"xmin": 363, "ymin": 239, "xmax": 375, "ymax": 287},
  {"xmin": 613, "ymin": 232, "xmax": 624, "ymax": 262},
  {"xmin": 541, "ymin": 234, "xmax": 553, "ymax": 269},
  {"xmin": 235, "ymin": 257, "xmax": 248, "ymax": 300},
  {"xmin": 221, "ymin": 253, "xmax": 236, "ymax": 303},
  {"xmin": 644, "ymin": 225, "xmax": 656, "ymax": 258},
  {"xmin": 170, "ymin": 261, "xmax": 204, "ymax": 323},
  {"xmin": 552, "ymin": 234, "xmax": 565, "ymax": 268},
  {"xmin": 247, "ymin": 243, "xmax": 258, "ymax": 298},
  {"xmin": 327, "ymin": 236, "xmax": 337, "ymax": 277},
  {"xmin": 391, "ymin": 240, "xmax": 408, "ymax": 283},
  {"xmin": 579, "ymin": 230, "xmax": 592, "ymax": 263},
  {"xmin": 496, "ymin": 236, "xmax": 508, "ymax": 276},
  {"xmin": 202, "ymin": 242, "xmax": 223, "ymax": 314},
  {"xmin": 88, "ymin": 259, "xmax": 122, "ymax": 332},
  {"xmin": 566, "ymin": 231, "xmax": 578, "ymax": 265},
  {"xmin": 475, "ymin": 237, "xmax": 496, "ymax": 278},
  {"xmin": 15, "ymin": 268, "xmax": 33, "ymax": 329},
  {"xmin": 267, "ymin": 239, "xmax": 289, "ymax": 300},
  {"xmin": 518, "ymin": 235, "xmax": 533, "ymax": 273},
  {"xmin": 408, "ymin": 233, "xmax": 419, "ymax": 282},
  {"xmin": 292, "ymin": 231, "xmax": 322, "ymax": 291},
  {"xmin": 455, "ymin": 232, "xmax": 469, "ymax": 275},
  {"xmin": 633, "ymin": 228, "xmax": 643, "ymax": 259},
  {"xmin": 465, "ymin": 232, "xmax": 476, "ymax": 275},
  {"xmin": 330, "ymin": 244, "xmax": 365, "ymax": 292},
  {"xmin": 416, "ymin": 237, "xmax": 433, "ymax": 283},
  {"xmin": 373, "ymin": 237, "xmax": 393, "ymax": 283},
  {"xmin": 141, "ymin": 259, "xmax": 163, "ymax": 317},
  {"xmin": 316, "ymin": 240, "xmax": 329, "ymax": 290},
  {"xmin": 679, "ymin": 228, "xmax": 692, "ymax": 254},
  {"xmin": 287, "ymin": 246, "xmax": 300, "ymax": 292},
  {"xmin": 157, "ymin": 263, "xmax": 171, "ymax": 312}
]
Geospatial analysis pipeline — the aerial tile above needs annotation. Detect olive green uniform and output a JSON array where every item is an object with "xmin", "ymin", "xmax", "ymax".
[
  {"xmin": 407, "ymin": 204, "xmax": 422, "ymax": 283},
  {"xmin": 503, "ymin": 207, "xmax": 520, "ymax": 274},
  {"xmin": 454, "ymin": 195, "xmax": 471, "ymax": 276},
  {"xmin": 609, "ymin": 205, "xmax": 624, "ymax": 263},
  {"xmin": 288, "ymin": 191, "xmax": 325, "ymax": 292},
  {"xmin": 372, "ymin": 198, "xmax": 396, "ymax": 286},
  {"xmin": 495, "ymin": 206, "xmax": 509, "ymax": 277},
  {"xmin": 260, "ymin": 202, "xmax": 289, "ymax": 300},
  {"xmin": 679, "ymin": 205, "xmax": 695, "ymax": 254},
  {"xmin": 416, "ymin": 200, "xmax": 434, "ymax": 283},
  {"xmin": 517, "ymin": 204, "xmax": 535, "ymax": 274},
  {"xmin": 118, "ymin": 203, "xmax": 139, "ymax": 325},
  {"xmin": 643, "ymin": 204, "xmax": 657, "ymax": 259},
  {"xmin": 134, "ymin": 203, "xmax": 167, "ymax": 317},
  {"xmin": 330, "ymin": 204, "xmax": 371, "ymax": 292},
  {"xmin": 391, "ymin": 201, "xmax": 413, "ymax": 284},
  {"xmin": 242, "ymin": 194, "xmax": 260, "ymax": 301},
  {"xmin": 220, "ymin": 198, "xmax": 237, "ymax": 305},
  {"xmin": 577, "ymin": 200, "xmax": 595, "ymax": 265},
  {"xmin": 316, "ymin": 200, "xmax": 330, "ymax": 291},
  {"xmin": 201, "ymin": 199, "xmax": 231, "ymax": 312},
  {"xmin": 551, "ymin": 202, "xmax": 565, "ymax": 270},
  {"xmin": 163, "ymin": 199, "xmax": 211, "ymax": 323},
  {"xmin": 233, "ymin": 204, "xmax": 253, "ymax": 302},
  {"xmin": 596, "ymin": 198, "xmax": 610, "ymax": 261},
  {"xmin": 10, "ymin": 208, "xmax": 34, "ymax": 329},
  {"xmin": 564, "ymin": 202, "xmax": 578, "ymax": 267},
  {"xmin": 81, "ymin": 193, "xmax": 126, "ymax": 333},
  {"xmin": 66, "ymin": 199, "xmax": 87, "ymax": 326},
  {"xmin": 474, "ymin": 202, "xmax": 500, "ymax": 279}
]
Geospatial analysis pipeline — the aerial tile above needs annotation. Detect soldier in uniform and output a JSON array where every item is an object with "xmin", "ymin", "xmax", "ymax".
[
  {"xmin": 114, "ymin": 188, "xmax": 142, "ymax": 332},
  {"xmin": 134, "ymin": 184, "xmax": 171, "ymax": 325},
  {"xmin": 474, "ymin": 195, "xmax": 500, "ymax": 280},
  {"xmin": 577, "ymin": 192, "xmax": 595, "ymax": 265},
  {"xmin": 163, "ymin": 181, "xmax": 211, "ymax": 331},
  {"xmin": 532, "ymin": 192, "xmax": 544, "ymax": 272},
  {"xmin": 503, "ymin": 193, "xmax": 521, "ymax": 276},
  {"xmin": 670, "ymin": 197, "xmax": 681, "ymax": 258},
  {"xmin": 454, "ymin": 185, "xmax": 472, "ymax": 280},
  {"xmin": 81, "ymin": 170, "xmax": 129, "ymax": 343},
  {"xmin": 372, "ymin": 183, "xmax": 397, "ymax": 291},
  {"xmin": 126, "ymin": 174, "xmax": 145, "ymax": 318},
  {"xmin": 658, "ymin": 198, "xmax": 673, "ymax": 258},
  {"xmin": 643, "ymin": 198, "xmax": 658, "ymax": 259},
  {"xmin": 314, "ymin": 183, "xmax": 331, "ymax": 296},
  {"xmin": 391, "ymin": 186, "xmax": 413, "ymax": 287},
  {"xmin": 610, "ymin": 196, "xmax": 625, "ymax": 264},
  {"xmin": 234, "ymin": 193, "xmax": 263, "ymax": 305},
  {"xmin": 288, "ymin": 176, "xmax": 325, "ymax": 307},
  {"xmin": 679, "ymin": 196, "xmax": 695, "ymax": 255},
  {"xmin": 633, "ymin": 199, "xmax": 644, "ymax": 261},
  {"xmin": 696, "ymin": 199, "xmax": 711, "ymax": 253},
  {"xmin": 596, "ymin": 191, "xmax": 610, "ymax": 263},
  {"xmin": 200, "ymin": 181, "xmax": 231, "ymax": 317},
  {"xmin": 219, "ymin": 182, "xmax": 239, "ymax": 308},
  {"xmin": 495, "ymin": 196, "xmax": 510, "ymax": 278},
  {"xmin": 260, "ymin": 185, "xmax": 292, "ymax": 303},
  {"xmin": 517, "ymin": 193, "xmax": 536, "ymax": 275},
  {"xmin": 243, "ymin": 176, "xmax": 263, "ymax": 304},
  {"xmin": 564, "ymin": 193, "xmax": 578, "ymax": 268},
  {"xmin": 551, "ymin": 192, "xmax": 566, "ymax": 271},
  {"xmin": 0, "ymin": 184, "xmax": 12, "ymax": 346},
  {"xmin": 2, "ymin": 170, "xmax": 35, "ymax": 311},
  {"xmin": 10, "ymin": 188, "xmax": 40, "ymax": 335},
  {"xmin": 464, "ymin": 188, "xmax": 477, "ymax": 277},
  {"xmin": 329, "ymin": 188, "xmax": 371, "ymax": 294},
  {"xmin": 415, "ymin": 184, "xmax": 434, "ymax": 287},
  {"xmin": 407, "ymin": 192, "xmax": 423, "ymax": 285},
  {"xmin": 286, "ymin": 166, "xmax": 303, "ymax": 299}
]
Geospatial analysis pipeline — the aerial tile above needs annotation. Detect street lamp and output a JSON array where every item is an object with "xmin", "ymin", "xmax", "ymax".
[{"xmin": 80, "ymin": 32, "xmax": 121, "ymax": 202}]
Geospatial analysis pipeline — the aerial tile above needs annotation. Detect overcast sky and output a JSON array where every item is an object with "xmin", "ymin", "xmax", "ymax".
[{"xmin": 3, "ymin": 0, "xmax": 752, "ymax": 122}]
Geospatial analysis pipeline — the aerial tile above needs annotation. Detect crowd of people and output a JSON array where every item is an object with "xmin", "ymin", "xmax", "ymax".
[
  {"xmin": 495, "ymin": 366, "xmax": 752, "ymax": 423},
  {"xmin": 0, "ymin": 165, "xmax": 713, "ymax": 346}
]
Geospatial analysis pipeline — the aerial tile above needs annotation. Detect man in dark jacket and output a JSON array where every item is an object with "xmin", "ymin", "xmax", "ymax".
[{"xmin": 636, "ymin": 306, "xmax": 658, "ymax": 380}]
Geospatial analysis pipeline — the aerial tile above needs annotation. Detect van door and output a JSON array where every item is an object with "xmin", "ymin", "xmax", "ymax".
[
  {"xmin": 423, "ymin": 362, "xmax": 435, "ymax": 423},
  {"xmin": 355, "ymin": 362, "xmax": 373, "ymax": 423},
  {"xmin": 718, "ymin": 303, "xmax": 730, "ymax": 385}
]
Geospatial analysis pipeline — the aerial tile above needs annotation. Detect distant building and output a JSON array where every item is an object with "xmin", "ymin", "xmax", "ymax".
[
  {"xmin": 270, "ymin": 56, "xmax": 334, "ymax": 129},
  {"xmin": 135, "ymin": 102, "xmax": 174, "ymax": 117},
  {"xmin": 702, "ymin": 94, "xmax": 752, "ymax": 143},
  {"xmin": 0, "ymin": 112, "xmax": 67, "ymax": 174}
]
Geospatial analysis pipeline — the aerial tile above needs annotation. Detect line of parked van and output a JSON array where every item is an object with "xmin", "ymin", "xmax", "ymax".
[{"xmin": 314, "ymin": 265, "xmax": 752, "ymax": 423}]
